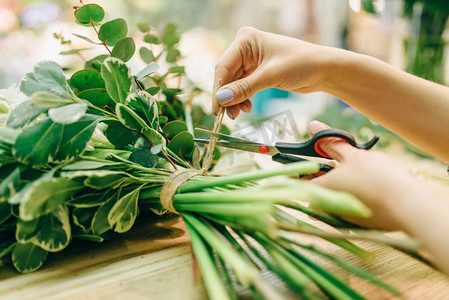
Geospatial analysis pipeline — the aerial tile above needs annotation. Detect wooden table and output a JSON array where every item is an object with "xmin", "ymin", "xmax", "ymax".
[{"xmin": 1, "ymin": 213, "xmax": 448, "ymax": 300}]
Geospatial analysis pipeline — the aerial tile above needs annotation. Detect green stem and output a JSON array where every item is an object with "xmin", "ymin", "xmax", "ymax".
[
  {"xmin": 178, "ymin": 161, "xmax": 319, "ymax": 192},
  {"xmin": 184, "ymin": 220, "xmax": 231, "ymax": 300}
]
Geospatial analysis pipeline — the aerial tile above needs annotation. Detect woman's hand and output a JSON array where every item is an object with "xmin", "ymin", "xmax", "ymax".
[
  {"xmin": 213, "ymin": 27, "xmax": 333, "ymax": 119},
  {"xmin": 307, "ymin": 121, "xmax": 421, "ymax": 230}
]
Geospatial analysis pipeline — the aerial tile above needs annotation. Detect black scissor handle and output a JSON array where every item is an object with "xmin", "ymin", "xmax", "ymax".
[
  {"xmin": 271, "ymin": 153, "xmax": 333, "ymax": 172},
  {"xmin": 275, "ymin": 129, "xmax": 379, "ymax": 159}
]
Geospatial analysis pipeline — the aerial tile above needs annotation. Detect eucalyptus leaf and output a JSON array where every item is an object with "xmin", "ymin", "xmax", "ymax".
[
  {"xmin": 168, "ymin": 66, "xmax": 185, "ymax": 74},
  {"xmin": 31, "ymin": 92, "xmax": 75, "ymax": 108},
  {"xmin": 12, "ymin": 242, "xmax": 48, "ymax": 273},
  {"xmin": 101, "ymin": 57, "xmax": 132, "ymax": 103},
  {"xmin": 129, "ymin": 148, "xmax": 158, "ymax": 168},
  {"xmin": 167, "ymin": 131, "xmax": 194, "ymax": 157},
  {"xmin": 137, "ymin": 22, "xmax": 150, "ymax": 33},
  {"xmin": 48, "ymin": 103, "xmax": 88, "ymax": 124},
  {"xmin": 108, "ymin": 188, "xmax": 140, "ymax": 233},
  {"xmin": 98, "ymin": 18, "xmax": 128, "ymax": 47},
  {"xmin": 73, "ymin": 33, "xmax": 103, "ymax": 45},
  {"xmin": 136, "ymin": 62, "xmax": 159, "ymax": 80},
  {"xmin": 70, "ymin": 68, "xmax": 105, "ymax": 92},
  {"xmin": 19, "ymin": 61, "xmax": 74, "ymax": 99},
  {"xmin": 163, "ymin": 120, "xmax": 188, "ymax": 139},
  {"xmin": 74, "ymin": 4, "xmax": 105, "ymax": 25},
  {"xmin": 145, "ymin": 86, "xmax": 160, "ymax": 96},
  {"xmin": 77, "ymin": 88, "xmax": 111, "ymax": 107},
  {"xmin": 143, "ymin": 34, "xmax": 160, "ymax": 45},
  {"xmin": 166, "ymin": 48, "xmax": 181, "ymax": 63},
  {"xmin": 139, "ymin": 47, "xmax": 155, "ymax": 64},
  {"xmin": 104, "ymin": 121, "xmax": 139, "ymax": 148},
  {"xmin": 59, "ymin": 48, "xmax": 93, "ymax": 55},
  {"xmin": 84, "ymin": 54, "xmax": 109, "ymax": 70},
  {"xmin": 111, "ymin": 37, "xmax": 136, "ymax": 62}
]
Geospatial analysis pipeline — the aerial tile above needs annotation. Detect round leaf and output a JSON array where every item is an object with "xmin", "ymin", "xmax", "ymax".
[
  {"xmin": 77, "ymin": 88, "xmax": 111, "ymax": 107},
  {"xmin": 129, "ymin": 148, "xmax": 158, "ymax": 168},
  {"xmin": 74, "ymin": 4, "xmax": 105, "ymax": 25},
  {"xmin": 163, "ymin": 120, "xmax": 188, "ymax": 139},
  {"xmin": 111, "ymin": 37, "xmax": 136, "ymax": 62},
  {"xmin": 98, "ymin": 18, "xmax": 128, "ymax": 47},
  {"xmin": 84, "ymin": 54, "xmax": 109, "ymax": 70},
  {"xmin": 167, "ymin": 131, "xmax": 194, "ymax": 156},
  {"xmin": 104, "ymin": 121, "xmax": 139, "ymax": 148},
  {"xmin": 139, "ymin": 47, "xmax": 154, "ymax": 64},
  {"xmin": 70, "ymin": 68, "xmax": 105, "ymax": 92},
  {"xmin": 137, "ymin": 22, "xmax": 150, "ymax": 33},
  {"xmin": 143, "ymin": 34, "xmax": 160, "ymax": 45}
]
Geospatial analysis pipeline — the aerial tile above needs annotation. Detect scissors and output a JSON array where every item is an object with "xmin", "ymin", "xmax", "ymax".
[{"xmin": 193, "ymin": 128, "xmax": 379, "ymax": 172}]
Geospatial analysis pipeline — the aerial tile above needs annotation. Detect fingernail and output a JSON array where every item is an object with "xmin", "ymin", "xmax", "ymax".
[
  {"xmin": 226, "ymin": 109, "xmax": 235, "ymax": 120},
  {"xmin": 309, "ymin": 120, "xmax": 328, "ymax": 134},
  {"xmin": 216, "ymin": 88, "xmax": 234, "ymax": 104}
]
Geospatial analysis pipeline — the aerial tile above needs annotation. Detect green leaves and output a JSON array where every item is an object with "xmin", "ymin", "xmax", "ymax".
[
  {"xmin": 127, "ymin": 91, "xmax": 159, "ymax": 129},
  {"xmin": 108, "ymin": 188, "xmax": 140, "ymax": 233},
  {"xmin": 111, "ymin": 37, "xmax": 136, "ymax": 62},
  {"xmin": 74, "ymin": 4, "xmax": 105, "ymax": 26},
  {"xmin": 48, "ymin": 103, "xmax": 88, "ymax": 124},
  {"xmin": 12, "ymin": 242, "xmax": 48, "ymax": 273},
  {"xmin": 20, "ymin": 61, "xmax": 74, "ymax": 99},
  {"xmin": 12, "ymin": 115, "xmax": 99, "ymax": 166},
  {"xmin": 168, "ymin": 131, "xmax": 194, "ymax": 157},
  {"xmin": 163, "ymin": 120, "xmax": 188, "ymax": 139},
  {"xmin": 116, "ymin": 103, "xmax": 149, "ymax": 131},
  {"xmin": 139, "ymin": 47, "xmax": 155, "ymax": 64},
  {"xmin": 31, "ymin": 92, "xmax": 75, "ymax": 108},
  {"xmin": 70, "ymin": 68, "xmax": 105, "ymax": 92},
  {"xmin": 6, "ymin": 100, "xmax": 47, "ymax": 129},
  {"xmin": 98, "ymin": 18, "xmax": 128, "ymax": 46},
  {"xmin": 12, "ymin": 174, "xmax": 83, "ymax": 220},
  {"xmin": 101, "ymin": 58, "xmax": 132, "ymax": 104},
  {"xmin": 32, "ymin": 205, "xmax": 71, "ymax": 252}
]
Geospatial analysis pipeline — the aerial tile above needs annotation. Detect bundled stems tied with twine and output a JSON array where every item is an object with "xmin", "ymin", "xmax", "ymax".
[{"xmin": 160, "ymin": 106, "xmax": 225, "ymax": 214}]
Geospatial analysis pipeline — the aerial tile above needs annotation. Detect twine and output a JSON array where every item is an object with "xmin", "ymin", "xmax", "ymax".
[
  {"xmin": 159, "ymin": 106, "xmax": 225, "ymax": 214},
  {"xmin": 201, "ymin": 106, "xmax": 225, "ymax": 173},
  {"xmin": 160, "ymin": 169, "xmax": 202, "ymax": 214}
]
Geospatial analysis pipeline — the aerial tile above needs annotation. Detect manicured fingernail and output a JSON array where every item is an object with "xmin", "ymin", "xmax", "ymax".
[
  {"xmin": 309, "ymin": 120, "xmax": 328, "ymax": 134},
  {"xmin": 226, "ymin": 109, "xmax": 235, "ymax": 120},
  {"xmin": 216, "ymin": 88, "xmax": 234, "ymax": 104}
]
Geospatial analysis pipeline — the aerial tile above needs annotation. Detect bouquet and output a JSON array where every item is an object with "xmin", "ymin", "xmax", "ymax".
[{"xmin": 0, "ymin": 2, "xmax": 422, "ymax": 298}]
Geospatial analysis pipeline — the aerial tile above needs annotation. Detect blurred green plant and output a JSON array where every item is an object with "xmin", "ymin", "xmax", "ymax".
[{"xmin": 363, "ymin": 0, "xmax": 449, "ymax": 84}]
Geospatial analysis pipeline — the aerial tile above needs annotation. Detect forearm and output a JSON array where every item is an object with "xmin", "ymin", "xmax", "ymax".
[
  {"xmin": 387, "ymin": 180, "xmax": 449, "ymax": 275},
  {"xmin": 321, "ymin": 49, "xmax": 449, "ymax": 162}
]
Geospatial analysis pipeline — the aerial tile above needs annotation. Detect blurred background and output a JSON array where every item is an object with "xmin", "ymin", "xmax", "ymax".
[{"xmin": 0, "ymin": 0, "xmax": 448, "ymax": 164}]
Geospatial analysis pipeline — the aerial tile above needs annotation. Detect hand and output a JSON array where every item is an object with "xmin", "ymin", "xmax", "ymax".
[
  {"xmin": 213, "ymin": 27, "xmax": 333, "ymax": 119},
  {"xmin": 307, "ymin": 121, "xmax": 423, "ymax": 231}
]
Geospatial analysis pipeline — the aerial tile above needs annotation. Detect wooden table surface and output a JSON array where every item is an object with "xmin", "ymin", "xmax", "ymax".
[{"xmin": 1, "ymin": 212, "xmax": 449, "ymax": 300}]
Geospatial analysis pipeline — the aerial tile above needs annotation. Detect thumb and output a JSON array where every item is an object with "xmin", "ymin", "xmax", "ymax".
[{"xmin": 216, "ymin": 72, "xmax": 264, "ymax": 107}]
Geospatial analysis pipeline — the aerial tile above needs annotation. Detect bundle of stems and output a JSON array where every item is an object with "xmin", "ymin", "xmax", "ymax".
[{"xmin": 0, "ymin": 2, "xmax": 424, "ymax": 298}]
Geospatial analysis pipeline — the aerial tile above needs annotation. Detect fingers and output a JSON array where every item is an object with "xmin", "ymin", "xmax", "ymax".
[
  {"xmin": 226, "ymin": 105, "xmax": 240, "ymax": 120},
  {"xmin": 307, "ymin": 120, "xmax": 357, "ymax": 162},
  {"xmin": 213, "ymin": 27, "xmax": 266, "ymax": 117}
]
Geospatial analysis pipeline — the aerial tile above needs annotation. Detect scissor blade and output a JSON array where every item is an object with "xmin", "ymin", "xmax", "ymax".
[
  {"xmin": 194, "ymin": 127, "xmax": 250, "ymax": 143},
  {"xmin": 193, "ymin": 138, "xmax": 279, "ymax": 156}
]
